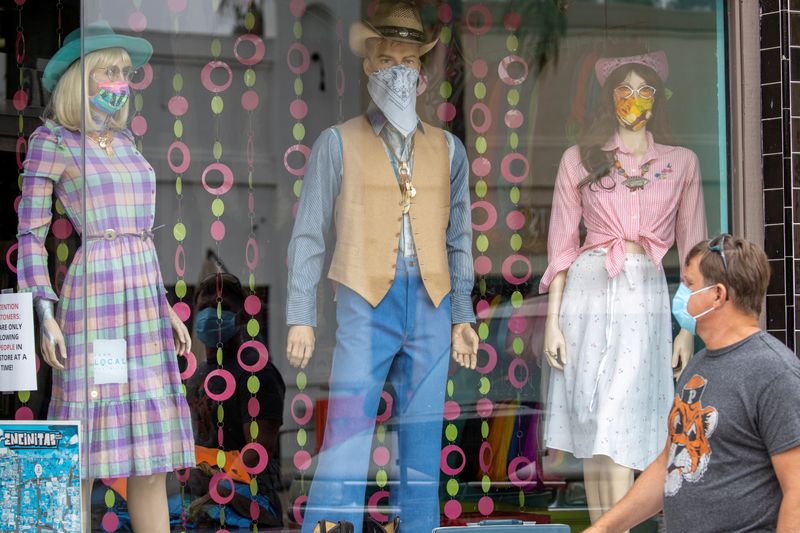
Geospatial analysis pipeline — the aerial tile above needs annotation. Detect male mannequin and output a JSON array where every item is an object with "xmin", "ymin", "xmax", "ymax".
[{"xmin": 285, "ymin": 2, "xmax": 478, "ymax": 532}]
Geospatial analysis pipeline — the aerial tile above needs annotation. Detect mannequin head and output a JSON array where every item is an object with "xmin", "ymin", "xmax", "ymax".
[
  {"xmin": 578, "ymin": 64, "xmax": 671, "ymax": 189},
  {"xmin": 46, "ymin": 47, "xmax": 132, "ymax": 132},
  {"xmin": 362, "ymin": 38, "xmax": 422, "ymax": 75}
]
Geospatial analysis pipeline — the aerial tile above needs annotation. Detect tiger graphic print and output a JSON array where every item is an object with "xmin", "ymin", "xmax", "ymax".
[{"xmin": 665, "ymin": 374, "xmax": 719, "ymax": 496}]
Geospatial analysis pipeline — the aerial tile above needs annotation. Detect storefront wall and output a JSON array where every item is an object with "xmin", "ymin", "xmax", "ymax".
[{"xmin": 0, "ymin": 0, "xmax": 781, "ymax": 531}]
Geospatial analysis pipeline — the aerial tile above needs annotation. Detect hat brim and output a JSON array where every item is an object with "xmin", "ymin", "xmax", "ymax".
[
  {"xmin": 43, "ymin": 33, "xmax": 153, "ymax": 92},
  {"xmin": 348, "ymin": 21, "xmax": 438, "ymax": 58}
]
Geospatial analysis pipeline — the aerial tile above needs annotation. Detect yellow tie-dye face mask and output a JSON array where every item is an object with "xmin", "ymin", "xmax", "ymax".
[{"xmin": 614, "ymin": 84, "xmax": 656, "ymax": 131}]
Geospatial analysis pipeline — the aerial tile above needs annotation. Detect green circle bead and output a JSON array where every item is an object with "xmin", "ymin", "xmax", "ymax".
[
  {"xmin": 475, "ymin": 136, "xmax": 487, "ymax": 154},
  {"xmin": 293, "ymin": 21, "xmax": 303, "ymax": 39},
  {"xmin": 476, "ymin": 180, "xmax": 488, "ymax": 198},
  {"xmin": 510, "ymin": 233, "xmax": 522, "ymax": 251},
  {"xmin": 173, "ymin": 73, "xmax": 183, "ymax": 92},
  {"xmin": 506, "ymin": 35, "xmax": 519, "ymax": 52},
  {"xmin": 376, "ymin": 469, "xmax": 388, "ymax": 487},
  {"xmin": 479, "ymin": 279, "xmax": 487, "ymax": 295},
  {"xmin": 479, "ymin": 377, "xmax": 491, "ymax": 394},
  {"xmin": 481, "ymin": 421, "xmax": 490, "ymax": 438},
  {"xmin": 213, "ymin": 141, "xmax": 223, "ymax": 160},
  {"xmin": 440, "ymin": 81, "xmax": 452, "ymax": 99},
  {"xmin": 250, "ymin": 478, "xmax": 258, "ymax": 496},
  {"xmin": 510, "ymin": 187, "xmax": 521, "ymax": 204},
  {"xmin": 482, "ymin": 475, "xmax": 492, "ymax": 492},
  {"xmin": 56, "ymin": 243, "xmax": 69, "ymax": 262},
  {"xmin": 510, "ymin": 132, "xmax": 519, "ymax": 150},
  {"xmin": 18, "ymin": 391, "xmax": 30, "ymax": 403},
  {"xmin": 247, "ymin": 318, "xmax": 260, "ymax": 337},
  {"xmin": 55, "ymin": 199, "xmax": 66, "ymax": 215},
  {"xmin": 211, "ymin": 95, "xmax": 224, "ymax": 114},
  {"xmin": 478, "ymin": 322, "xmax": 489, "ymax": 340},
  {"xmin": 440, "ymin": 26, "xmax": 452, "ymax": 44},
  {"xmin": 519, "ymin": 490, "xmax": 526, "ymax": 508},
  {"xmin": 297, "ymin": 428, "xmax": 307, "ymax": 446},
  {"xmin": 248, "ymin": 273, "xmax": 256, "ymax": 291},
  {"xmin": 476, "ymin": 235, "xmax": 489, "ymax": 253},
  {"xmin": 173, "ymin": 119, "xmax": 183, "ymax": 138},
  {"xmin": 175, "ymin": 280, "xmax": 187, "ymax": 299},
  {"xmin": 175, "ymin": 177, "xmax": 182, "ymax": 195},
  {"xmin": 245, "ymin": 12, "xmax": 256, "ymax": 31},
  {"xmin": 512, "ymin": 291, "xmax": 523, "ymax": 308},
  {"xmin": 247, "ymin": 375, "xmax": 260, "ymax": 394},
  {"xmin": 447, "ymin": 479, "xmax": 459, "ymax": 497},
  {"xmin": 216, "ymin": 347, "xmax": 223, "ymax": 366},
  {"xmin": 474, "ymin": 82, "xmax": 487, "ymax": 100},
  {"xmin": 211, "ymin": 198, "xmax": 225, "ymax": 217},
  {"xmin": 134, "ymin": 93, "xmax": 143, "ymax": 112},
  {"xmin": 244, "ymin": 69, "xmax": 256, "ymax": 87},
  {"xmin": 376, "ymin": 424, "xmax": 386, "ymax": 442},
  {"xmin": 293, "ymin": 179, "xmax": 303, "ymax": 198},
  {"xmin": 447, "ymin": 379, "xmax": 454, "ymax": 397},
  {"xmin": 294, "ymin": 78, "xmax": 304, "ymax": 96},
  {"xmin": 217, "ymin": 449, "xmax": 226, "ymax": 469},
  {"xmin": 211, "ymin": 39, "xmax": 222, "ymax": 57},
  {"xmin": 445, "ymin": 423, "xmax": 458, "ymax": 442},
  {"xmin": 293, "ymin": 123, "xmax": 306, "ymax": 141},
  {"xmin": 296, "ymin": 372, "xmax": 307, "ymax": 390},
  {"xmin": 104, "ymin": 489, "xmax": 115, "ymax": 508},
  {"xmin": 250, "ymin": 420, "xmax": 259, "ymax": 440},
  {"xmin": 507, "ymin": 89, "xmax": 520, "ymax": 107},
  {"xmin": 513, "ymin": 338, "xmax": 524, "ymax": 355}
]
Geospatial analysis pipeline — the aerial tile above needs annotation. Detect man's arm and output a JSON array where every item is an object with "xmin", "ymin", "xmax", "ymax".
[
  {"xmin": 444, "ymin": 132, "xmax": 475, "ymax": 325},
  {"xmin": 586, "ymin": 439, "xmax": 669, "ymax": 533},
  {"xmin": 773, "ymin": 444, "xmax": 800, "ymax": 531},
  {"xmin": 286, "ymin": 127, "xmax": 342, "ymax": 327}
]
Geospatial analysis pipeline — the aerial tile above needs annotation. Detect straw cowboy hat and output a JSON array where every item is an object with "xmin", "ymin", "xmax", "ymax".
[
  {"xmin": 349, "ymin": 0, "xmax": 439, "ymax": 58},
  {"xmin": 42, "ymin": 21, "xmax": 152, "ymax": 92}
]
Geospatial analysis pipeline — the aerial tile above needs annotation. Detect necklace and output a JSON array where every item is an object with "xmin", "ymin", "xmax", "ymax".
[
  {"xmin": 382, "ymin": 135, "xmax": 416, "ymax": 214},
  {"xmin": 613, "ymin": 153, "xmax": 652, "ymax": 192},
  {"xmin": 88, "ymin": 130, "xmax": 114, "ymax": 157}
]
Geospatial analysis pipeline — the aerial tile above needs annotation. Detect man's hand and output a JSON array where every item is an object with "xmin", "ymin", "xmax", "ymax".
[
  {"xmin": 40, "ymin": 318, "xmax": 67, "ymax": 370},
  {"xmin": 451, "ymin": 323, "xmax": 478, "ymax": 370},
  {"xmin": 287, "ymin": 325, "xmax": 315, "ymax": 369}
]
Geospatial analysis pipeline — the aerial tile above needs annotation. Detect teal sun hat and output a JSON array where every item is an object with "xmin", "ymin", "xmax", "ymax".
[{"xmin": 42, "ymin": 21, "xmax": 153, "ymax": 93}]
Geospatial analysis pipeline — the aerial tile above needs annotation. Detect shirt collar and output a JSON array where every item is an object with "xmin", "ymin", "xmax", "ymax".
[
  {"xmin": 366, "ymin": 102, "xmax": 425, "ymax": 136},
  {"xmin": 603, "ymin": 130, "xmax": 671, "ymax": 161}
]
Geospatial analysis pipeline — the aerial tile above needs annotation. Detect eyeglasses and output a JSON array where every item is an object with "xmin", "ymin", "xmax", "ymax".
[
  {"xmin": 90, "ymin": 66, "xmax": 138, "ymax": 83},
  {"xmin": 708, "ymin": 233, "xmax": 731, "ymax": 272},
  {"xmin": 614, "ymin": 84, "xmax": 657, "ymax": 100}
]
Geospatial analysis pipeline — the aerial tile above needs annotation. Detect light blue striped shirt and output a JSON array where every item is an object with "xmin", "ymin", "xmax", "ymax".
[{"xmin": 286, "ymin": 106, "xmax": 476, "ymax": 327}]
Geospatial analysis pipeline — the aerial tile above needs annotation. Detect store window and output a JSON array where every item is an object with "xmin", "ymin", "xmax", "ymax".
[{"xmin": 1, "ymin": 0, "xmax": 728, "ymax": 531}]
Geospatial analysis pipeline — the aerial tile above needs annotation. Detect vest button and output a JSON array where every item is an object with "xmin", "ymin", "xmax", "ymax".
[{"xmin": 395, "ymin": 233, "xmax": 400, "ymax": 238}]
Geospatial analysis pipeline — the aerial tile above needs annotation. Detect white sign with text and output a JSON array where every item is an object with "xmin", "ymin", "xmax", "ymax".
[
  {"xmin": 93, "ymin": 339, "xmax": 128, "ymax": 385},
  {"xmin": 0, "ymin": 292, "xmax": 37, "ymax": 392}
]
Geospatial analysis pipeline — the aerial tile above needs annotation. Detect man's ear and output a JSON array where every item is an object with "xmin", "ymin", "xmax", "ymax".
[{"xmin": 714, "ymin": 283, "xmax": 728, "ymax": 306}]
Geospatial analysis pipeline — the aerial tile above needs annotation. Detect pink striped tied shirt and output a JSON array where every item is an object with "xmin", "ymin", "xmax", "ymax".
[{"xmin": 539, "ymin": 131, "xmax": 707, "ymax": 293}]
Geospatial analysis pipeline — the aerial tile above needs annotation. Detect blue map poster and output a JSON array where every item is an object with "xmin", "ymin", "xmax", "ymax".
[{"xmin": 0, "ymin": 421, "xmax": 81, "ymax": 532}]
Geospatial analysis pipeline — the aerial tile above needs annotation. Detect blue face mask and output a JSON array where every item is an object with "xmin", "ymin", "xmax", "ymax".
[
  {"xmin": 671, "ymin": 283, "xmax": 715, "ymax": 335},
  {"xmin": 195, "ymin": 308, "xmax": 237, "ymax": 347}
]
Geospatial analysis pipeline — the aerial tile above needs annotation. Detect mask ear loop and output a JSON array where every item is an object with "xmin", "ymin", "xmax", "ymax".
[{"xmin": 690, "ymin": 284, "xmax": 720, "ymax": 320}]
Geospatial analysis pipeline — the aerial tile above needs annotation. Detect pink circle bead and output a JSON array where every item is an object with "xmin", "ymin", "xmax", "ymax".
[
  {"xmin": 290, "ymin": 99, "xmax": 308, "ymax": 120},
  {"xmin": 294, "ymin": 450, "xmax": 312, "ymax": 470},
  {"xmin": 437, "ymin": 102, "xmax": 456, "ymax": 122},
  {"xmin": 373, "ymin": 446, "xmax": 390, "ymax": 467},
  {"xmin": 128, "ymin": 11, "xmax": 147, "ymax": 33},
  {"xmin": 472, "ymin": 59, "xmax": 488, "ymax": 79},
  {"xmin": 244, "ymin": 294, "xmax": 262, "ymax": 315},
  {"xmin": 168, "ymin": 96, "xmax": 189, "ymax": 116},
  {"xmin": 173, "ymin": 302, "xmax": 191, "ymax": 321},
  {"xmin": 241, "ymin": 90, "xmax": 259, "ymax": 111},
  {"xmin": 248, "ymin": 397, "xmax": 260, "ymax": 417},
  {"xmin": 443, "ymin": 400, "xmax": 461, "ymax": 421},
  {"xmin": 444, "ymin": 499, "xmax": 462, "ymax": 520},
  {"xmin": 438, "ymin": 4, "xmax": 453, "ymax": 23},
  {"xmin": 131, "ymin": 116, "xmax": 148, "ymax": 136},
  {"xmin": 101, "ymin": 511, "xmax": 119, "ymax": 532},
  {"xmin": 15, "ymin": 406, "xmax": 33, "ymax": 420},
  {"xmin": 168, "ymin": 0, "xmax": 187, "ymax": 12},
  {"xmin": 210, "ymin": 220, "xmax": 226, "ymax": 241},
  {"xmin": 478, "ymin": 496, "xmax": 494, "ymax": 516}
]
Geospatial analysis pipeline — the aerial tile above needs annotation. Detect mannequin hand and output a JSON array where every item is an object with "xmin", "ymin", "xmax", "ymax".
[
  {"xmin": 451, "ymin": 323, "xmax": 479, "ymax": 370},
  {"xmin": 168, "ymin": 306, "xmax": 191, "ymax": 355},
  {"xmin": 543, "ymin": 316, "xmax": 567, "ymax": 370},
  {"xmin": 671, "ymin": 328, "xmax": 694, "ymax": 378},
  {"xmin": 40, "ymin": 318, "xmax": 67, "ymax": 370},
  {"xmin": 287, "ymin": 325, "xmax": 315, "ymax": 369}
]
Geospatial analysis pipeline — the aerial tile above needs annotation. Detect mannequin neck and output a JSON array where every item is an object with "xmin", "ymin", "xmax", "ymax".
[{"xmin": 617, "ymin": 125, "xmax": 649, "ymax": 159}]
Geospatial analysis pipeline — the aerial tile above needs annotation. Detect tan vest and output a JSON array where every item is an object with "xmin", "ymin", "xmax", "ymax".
[{"xmin": 328, "ymin": 115, "xmax": 451, "ymax": 308}]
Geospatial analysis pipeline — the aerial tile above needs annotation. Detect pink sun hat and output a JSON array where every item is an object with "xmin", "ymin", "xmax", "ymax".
[{"xmin": 594, "ymin": 50, "xmax": 669, "ymax": 86}]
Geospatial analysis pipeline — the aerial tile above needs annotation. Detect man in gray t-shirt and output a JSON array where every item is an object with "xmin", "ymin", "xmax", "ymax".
[{"xmin": 586, "ymin": 236, "xmax": 800, "ymax": 533}]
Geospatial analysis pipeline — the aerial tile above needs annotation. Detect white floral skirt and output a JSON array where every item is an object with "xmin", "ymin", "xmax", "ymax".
[{"xmin": 543, "ymin": 248, "xmax": 674, "ymax": 470}]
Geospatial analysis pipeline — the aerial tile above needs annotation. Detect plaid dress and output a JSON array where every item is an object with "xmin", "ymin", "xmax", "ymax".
[{"xmin": 17, "ymin": 121, "xmax": 195, "ymax": 479}]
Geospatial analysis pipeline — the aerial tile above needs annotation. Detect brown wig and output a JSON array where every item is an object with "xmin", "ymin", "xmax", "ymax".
[{"xmin": 577, "ymin": 64, "xmax": 673, "ymax": 190}]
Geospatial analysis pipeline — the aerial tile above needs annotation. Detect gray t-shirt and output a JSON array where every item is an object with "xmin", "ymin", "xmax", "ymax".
[{"xmin": 662, "ymin": 331, "xmax": 800, "ymax": 532}]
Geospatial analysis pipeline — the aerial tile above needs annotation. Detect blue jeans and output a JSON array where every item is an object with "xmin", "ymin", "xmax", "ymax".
[{"xmin": 301, "ymin": 256, "xmax": 451, "ymax": 533}]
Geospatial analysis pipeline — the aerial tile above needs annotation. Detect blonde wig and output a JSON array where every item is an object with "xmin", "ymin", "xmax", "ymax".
[{"xmin": 44, "ymin": 47, "xmax": 131, "ymax": 132}]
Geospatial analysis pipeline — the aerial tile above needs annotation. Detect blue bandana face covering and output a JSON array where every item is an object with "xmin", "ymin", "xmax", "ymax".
[
  {"xmin": 195, "ymin": 308, "xmax": 237, "ymax": 346},
  {"xmin": 90, "ymin": 80, "xmax": 130, "ymax": 115},
  {"xmin": 367, "ymin": 64, "xmax": 419, "ymax": 136},
  {"xmin": 671, "ymin": 283, "xmax": 715, "ymax": 335}
]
